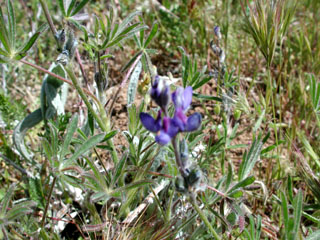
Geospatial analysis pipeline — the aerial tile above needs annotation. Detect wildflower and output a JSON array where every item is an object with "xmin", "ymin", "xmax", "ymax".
[
  {"xmin": 214, "ymin": 26, "xmax": 222, "ymax": 40},
  {"xmin": 150, "ymin": 76, "xmax": 171, "ymax": 112},
  {"xmin": 140, "ymin": 111, "xmax": 179, "ymax": 145},
  {"xmin": 140, "ymin": 84, "xmax": 202, "ymax": 145}
]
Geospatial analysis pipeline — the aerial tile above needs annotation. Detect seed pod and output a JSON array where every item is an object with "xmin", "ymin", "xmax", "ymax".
[{"xmin": 234, "ymin": 109, "xmax": 241, "ymax": 121}]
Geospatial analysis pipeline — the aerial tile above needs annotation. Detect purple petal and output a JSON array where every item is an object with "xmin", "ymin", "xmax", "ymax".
[
  {"xmin": 172, "ymin": 108, "xmax": 188, "ymax": 131},
  {"xmin": 184, "ymin": 113, "xmax": 202, "ymax": 132},
  {"xmin": 162, "ymin": 117, "xmax": 179, "ymax": 137},
  {"xmin": 155, "ymin": 131, "xmax": 172, "ymax": 145},
  {"xmin": 182, "ymin": 86, "xmax": 193, "ymax": 111},
  {"xmin": 172, "ymin": 86, "xmax": 193, "ymax": 111},
  {"xmin": 172, "ymin": 87, "xmax": 183, "ymax": 108},
  {"xmin": 140, "ymin": 112, "xmax": 161, "ymax": 132}
]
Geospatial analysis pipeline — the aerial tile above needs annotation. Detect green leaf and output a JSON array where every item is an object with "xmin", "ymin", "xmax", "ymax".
[
  {"xmin": 28, "ymin": 177, "xmax": 45, "ymax": 209},
  {"xmin": 6, "ymin": 201, "xmax": 35, "ymax": 220},
  {"xmin": 18, "ymin": 32, "xmax": 40, "ymax": 54},
  {"xmin": 112, "ymin": 180, "xmax": 153, "ymax": 194},
  {"xmin": 118, "ymin": 22, "xmax": 140, "ymax": 38},
  {"xmin": 127, "ymin": 60, "xmax": 142, "ymax": 106},
  {"xmin": 100, "ymin": 54, "xmax": 113, "ymax": 60},
  {"xmin": 57, "ymin": 0, "xmax": 66, "ymax": 16},
  {"xmin": 192, "ymin": 76, "xmax": 211, "ymax": 90},
  {"xmin": 238, "ymin": 134, "xmax": 263, "ymax": 181},
  {"xmin": 281, "ymin": 191, "xmax": 289, "ymax": 235},
  {"xmin": 71, "ymin": 0, "xmax": 90, "ymax": 16},
  {"xmin": 193, "ymin": 92, "xmax": 222, "ymax": 102},
  {"xmin": 0, "ymin": 7, "xmax": 11, "ymax": 52},
  {"xmin": 144, "ymin": 22, "xmax": 158, "ymax": 48},
  {"xmin": 118, "ymin": 11, "xmax": 141, "ymax": 34},
  {"xmin": 121, "ymin": 51, "xmax": 143, "ymax": 73},
  {"xmin": 229, "ymin": 190, "xmax": 243, "ymax": 198},
  {"xmin": 67, "ymin": 0, "xmax": 76, "ymax": 17},
  {"xmin": 60, "ymin": 114, "xmax": 78, "ymax": 161},
  {"xmin": 0, "ymin": 47, "xmax": 9, "ymax": 57},
  {"xmin": 60, "ymin": 133, "xmax": 105, "ymax": 169},
  {"xmin": 112, "ymin": 151, "xmax": 128, "ymax": 187},
  {"xmin": 292, "ymin": 190, "xmax": 303, "ymax": 238},
  {"xmin": 0, "ymin": 183, "xmax": 15, "ymax": 216},
  {"xmin": 227, "ymin": 176, "xmax": 255, "ymax": 196},
  {"xmin": 103, "ymin": 130, "xmax": 118, "ymax": 142},
  {"xmin": 7, "ymin": 0, "xmax": 15, "ymax": 48}
]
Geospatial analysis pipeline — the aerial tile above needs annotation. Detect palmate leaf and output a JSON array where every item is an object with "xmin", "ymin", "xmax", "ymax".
[{"xmin": 60, "ymin": 133, "xmax": 106, "ymax": 170}]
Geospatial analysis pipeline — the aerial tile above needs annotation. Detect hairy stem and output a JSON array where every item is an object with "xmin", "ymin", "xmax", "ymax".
[
  {"xmin": 39, "ymin": 0, "xmax": 58, "ymax": 45},
  {"xmin": 41, "ymin": 176, "xmax": 57, "ymax": 228},
  {"xmin": 190, "ymin": 193, "xmax": 221, "ymax": 240},
  {"xmin": 172, "ymin": 136, "xmax": 187, "ymax": 178}
]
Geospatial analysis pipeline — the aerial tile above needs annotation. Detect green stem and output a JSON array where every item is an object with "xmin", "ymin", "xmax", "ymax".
[
  {"xmin": 172, "ymin": 136, "xmax": 187, "ymax": 178},
  {"xmin": 41, "ymin": 176, "xmax": 57, "ymax": 228},
  {"xmin": 267, "ymin": 68, "xmax": 280, "ymax": 179},
  {"xmin": 39, "ymin": 0, "xmax": 59, "ymax": 46},
  {"xmin": 65, "ymin": 65, "xmax": 119, "ymax": 164},
  {"xmin": 190, "ymin": 193, "xmax": 221, "ymax": 240}
]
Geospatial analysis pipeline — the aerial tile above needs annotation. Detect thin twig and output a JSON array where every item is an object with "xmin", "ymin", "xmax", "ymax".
[
  {"xmin": 207, "ymin": 185, "xmax": 228, "ymax": 198},
  {"xmin": 39, "ymin": 0, "xmax": 57, "ymax": 36}
]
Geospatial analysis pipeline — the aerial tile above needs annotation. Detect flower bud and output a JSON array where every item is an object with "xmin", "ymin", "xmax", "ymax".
[
  {"xmin": 55, "ymin": 29, "xmax": 66, "ymax": 52},
  {"xmin": 150, "ymin": 76, "xmax": 171, "ymax": 111},
  {"xmin": 214, "ymin": 26, "xmax": 222, "ymax": 40},
  {"xmin": 234, "ymin": 109, "xmax": 241, "ymax": 121},
  {"xmin": 214, "ymin": 104, "xmax": 221, "ymax": 115}
]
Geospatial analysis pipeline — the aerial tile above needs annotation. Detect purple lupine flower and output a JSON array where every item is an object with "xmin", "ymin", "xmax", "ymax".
[
  {"xmin": 140, "ymin": 85, "xmax": 202, "ymax": 145},
  {"xmin": 150, "ymin": 76, "xmax": 171, "ymax": 112},
  {"xmin": 140, "ymin": 111, "xmax": 179, "ymax": 145}
]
